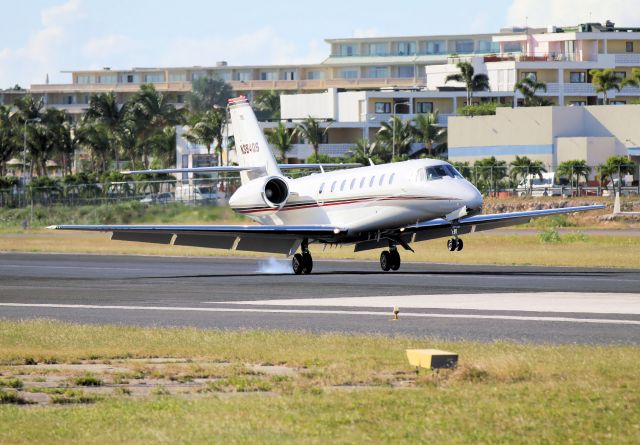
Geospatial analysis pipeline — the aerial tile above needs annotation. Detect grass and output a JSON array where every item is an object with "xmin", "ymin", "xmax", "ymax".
[{"xmin": 0, "ymin": 319, "xmax": 638, "ymax": 444}]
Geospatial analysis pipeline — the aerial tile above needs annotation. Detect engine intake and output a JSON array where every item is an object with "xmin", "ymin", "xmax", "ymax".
[{"xmin": 263, "ymin": 177, "xmax": 288, "ymax": 206}]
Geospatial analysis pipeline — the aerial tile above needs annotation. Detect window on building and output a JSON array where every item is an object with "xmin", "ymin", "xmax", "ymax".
[
  {"xmin": 65, "ymin": 95, "xmax": 74, "ymax": 105},
  {"xmin": 284, "ymin": 71, "xmax": 296, "ymax": 81},
  {"xmin": 374, "ymin": 102, "xmax": 391, "ymax": 113},
  {"xmin": 416, "ymin": 102, "xmax": 433, "ymax": 113},
  {"xmin": 307, "ymin": 70, "xmax": 325, "ymax": 80},
  {"xmin": 610, "ymin": 101, "xmax": 627, "ymax": 105},
  {"xmin": 478, "ymin": 40, "xmax": 500, "ymax": 53},
  {"xmin": 350, "ymin": 178, "xmax": 356, "ymax": 190},
  {"xmin": 397, "ymin": 41, "xmax": 416, "ymax": 56},
  {"xmin": 176, "ymin": 94, "xmax": 184, "ymax": 104},
  {"xmin": 145, "ymin": 73, "xmax": 164, "ymax": 83},
  {"xmin": 397, "ymin": 65, "xmax": 414, "ymax": 78},
  {"xmin": 522, "ymin": 72, "xmax": 537, "ymax": 81},
  {"xmin": 569, "ymin": 72, "xmax": 586, "ymax": 83},
  {"xmin": 126, "ymin": 74, "xmax": 136, "ymax": 83},
  {"xmin": 455, "ymin": 40, "xmax": 474, "ymax": 54},
  {"xmin": 340, "ymin": 179, "xmax": 346, "ymax": 191},
  {"xmin": 614, "ymin": 71, "xmax": 627, "ymax": 79},
  {"xmin": 99, "ymin": 75, "xmax": 117, "ymax": 84},
  {"xmin": 340, "ymin": 69, "xmax": 359, "ymax": 79},
  {"xmin": 83, "ymin": 95, "xmax": 89, "ymax": 104},
  {"xmin": 339, "ymin": 44, "xmax": 356, "ymax": 56},
  {"xmin": 330, "ymin": 181, "xmax": 337, "ymax": 192},
  {"xmin": 389, "ymin": 173, "xmax": 395, "ymax": 184},
  {"xmin": 369, "ymin": 42, "xmax": 388, "ymax": 56},
  {"xmin": 169, "ymin": 73, "xmax": 187, "ymax": 82},
  {"xmin": 366, "ymin": 66, "xmax": 389, "ymax": 78},
  {"xmin": 626, "ymin": 41, "xmax": 634, "ymax": 53},
  {"xmin": 236, "ymin": 71, "xmax": 252, "ymax": 82},
  {"xmin": 260, "ymin": 71, "xmax": 278, "ymax": 81},
  {"xmin": 369, "ymin": 176, "xmax": 376, "ymax": 187},
  {"xmin": 379, "ymin": 174, "xmax": 386, "ymax": 186},
  {"xmin": 425, "ymin": 40, "xmax": 446, "ymax": 54},
  {"xmin": 504, "ymin": 42, "xmax": 522, "ymax": 52}
]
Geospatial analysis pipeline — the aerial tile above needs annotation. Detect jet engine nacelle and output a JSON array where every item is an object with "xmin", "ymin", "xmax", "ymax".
[{"xmin": 229, "ymin": 176, "xmax": 289, "ymax": 213}]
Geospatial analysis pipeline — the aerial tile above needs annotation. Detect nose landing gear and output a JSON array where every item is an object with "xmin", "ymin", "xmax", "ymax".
[{"xmin": 447, "ymin": 237, "xmax": 464, "ymax": 251}]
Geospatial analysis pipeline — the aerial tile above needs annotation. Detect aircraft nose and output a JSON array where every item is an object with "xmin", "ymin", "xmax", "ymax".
[{"xmin": 461, "ymin": 182, "xmax": 483, "ymax": 211}]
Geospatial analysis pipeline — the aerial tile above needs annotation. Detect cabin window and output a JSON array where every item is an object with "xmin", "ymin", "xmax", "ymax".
[
  {"xmin": 359, "ymin": 177, "xmax": 366, "ymax": 188},
  {"xmin": 350, "ymin": 178, "xmax": 356, "ymax": 190},
  {"xmin": 389, "ymin": 173, "xmax": 395, "ymax": 184},
  {"xmin": 340, "ymin": 179, "xmax": 346, "ymax": 191},
  {"xmin": 379, "ymin": 174, "xmax": 386, "ymax": 186},
  {"xmin": 330, "ymin": 181, "xmax": 337, "ymax": 192},
  {"xmin": 319, "ymin": 182, "xmax": 325, "ymax": 194},
  {"xmin": 369, "ymin": 176, "xmax": 376, "ymax": 187}
]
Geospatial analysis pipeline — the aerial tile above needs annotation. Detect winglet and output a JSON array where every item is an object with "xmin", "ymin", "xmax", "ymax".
[{"xmin": 46, "ymin": 225, "xmax": 58, "ymax": 230}]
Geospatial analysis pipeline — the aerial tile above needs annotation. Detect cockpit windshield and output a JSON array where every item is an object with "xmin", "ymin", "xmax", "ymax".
[{"xmin": 425, "ymin": 164, "xmax": 463, "ymax": 180}]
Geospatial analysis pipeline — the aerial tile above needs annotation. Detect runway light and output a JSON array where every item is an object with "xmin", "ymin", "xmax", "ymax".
[
  {"xmin": 406, "ymin": 349, "xmax": 458, "ymax": 372},
  {"xmin": 392, "ymin": 306, "xmax": 399, "ymax": 321}
]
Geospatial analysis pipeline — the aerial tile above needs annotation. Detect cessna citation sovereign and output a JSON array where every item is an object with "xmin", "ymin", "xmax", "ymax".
[{"xmin": 50, "ymin": 96, "xmax": 604, "ymax": 274}]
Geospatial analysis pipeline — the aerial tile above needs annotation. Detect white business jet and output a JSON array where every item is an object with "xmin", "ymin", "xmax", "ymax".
[{"xmin": 50, "ymin": 96, "xmax": 604, "ymax": 274}]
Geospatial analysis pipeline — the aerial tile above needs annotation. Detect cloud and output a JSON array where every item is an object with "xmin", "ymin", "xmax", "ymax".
[
  {"xmin": 0, "ymin": 0, "xmax": 85, "ymax": 88},
  {"xmin": 162, "ymin": 27, "xmax": 327, "ymax": 67},
  {"xmin": 506, "ymin": 0, "xmax": 640, "ymax": 28},
  {"xmin": 82, "ymin": 34, "xmax": 142, "ymax": 59},
  {"xmin": 352, "ymin": 28, "xmax": 379, "ymax": 38}
]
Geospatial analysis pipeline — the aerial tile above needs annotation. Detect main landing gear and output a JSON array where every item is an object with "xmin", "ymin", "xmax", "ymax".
[
  {"xmin": 292, "ymin": 239, "xmax": 313, "ymax": 275},
  {"xmin": 380, "ymin": 245, "xmax": 401, "ymax": 272}
]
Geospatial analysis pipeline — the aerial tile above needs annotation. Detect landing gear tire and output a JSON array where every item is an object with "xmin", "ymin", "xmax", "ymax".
[
  {"xmin": 380, "ymin": 251, "xmax": 392, "ymax": 272},
  {"xmin": 456, "ymin": 238, "xmax": 464, "ymax": 251},
  {"xmin": 447, "ymin": 238, "xmax": 457, "ymax": 252},
  {"xmin": 302, "ymin": 252, "xmax": 313, "ymax": 274},
  {"xmin": 380, "ymin": 250, "xmax": 401, "ymax": 272},
  {"xmin": 389, "ymin": 250, "xmax": 401, "ymax": 271}
]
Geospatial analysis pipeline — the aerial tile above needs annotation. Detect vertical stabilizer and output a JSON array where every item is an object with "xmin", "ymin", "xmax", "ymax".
[{"xmin": 228, "ymin": 96, "xmax": 281, "ymax": 184}]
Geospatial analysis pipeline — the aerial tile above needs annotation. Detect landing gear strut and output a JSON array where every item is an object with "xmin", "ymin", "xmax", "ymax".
[
  {"xmin": 292, "ymin": 239, "xmax": 313, "ymax": 275},
  {"xmin": 380, "ymin": 244, "xmax": 401, "ymax": 272},
  {"xmin": 447, "ymin": 222, "xmax": 464, "ymax": 252}
]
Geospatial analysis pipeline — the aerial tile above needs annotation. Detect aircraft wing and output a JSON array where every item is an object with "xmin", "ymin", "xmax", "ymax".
[
  {"xmin": 121, "ymin": 163, "xmax": 360, "ymax": 175},
  {"xmin": 405, "ymin": 205, "xmax": 605, "ymax": 242},
  {"xmin": 47, "ymin": 224, "xmax": 347, "ymax": 255}
]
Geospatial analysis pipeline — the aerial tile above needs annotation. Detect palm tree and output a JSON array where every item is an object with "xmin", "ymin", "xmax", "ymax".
[
  {"xmin": 295, "ymin": 116, "xmax": 330, "ymax": 161},
  {"xmin": 184, "ymin": 110, "xmax": 222, "ymax": 157},
  {"xmin": 84, "ymin": 92, "xmax": 125, "ymax": 167},
  {"xmin": 589, "ymin": 69, "xmax": 623, "ymax": 105},
  {"xmin": 412, "ymin": 112, "xmax": 446, "ymax": 158},
  {"xmin": 345, "ymin": 138, "xmax": 384, "ymax": 165},
  {"xmin": 513, "ymin": 77, "xmax": 551, "ymax": 106},
  {"xmin": 75, "ymin": 122, "xmax": 112, "ymax": 173},
  {"xmin": 597, "ymin": 156, "xmax": 636, "ymax": 192},
  {"xmin": 0, "ymin": 105, "xmax": 17, "ymax": 176},
  {"xmin": 253, "ymin": 90, "xmax": 281, "ymax": 120},
  {"xmin": 374, "ymin": 116, "xmax": 414, "ymax": 162},
  {"xmin": 445, "ymin": 62, "xmax": 490, "ymax": 105},
  {"xmin": 474, "ymin": 156, "xmax": 507, "ymax": 195},
  {"xmin": 557, "ymin": 160, "xmax": 591, "ymax": 195},
  {"xmin": 509, "ymin": 156, "xmax": 547, "ymax": 193},
  {"xmin": 266, "ymin": 122, "xmax": 293, "ymax": 162},
  {"xmin": 186, "ymin": 77, "xmax": 234, "ymax": 114}
]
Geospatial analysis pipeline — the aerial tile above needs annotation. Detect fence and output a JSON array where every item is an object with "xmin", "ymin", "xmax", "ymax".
[{"xmin": 1, "ymin": 163, "xmax": 639, "ymax": 209}]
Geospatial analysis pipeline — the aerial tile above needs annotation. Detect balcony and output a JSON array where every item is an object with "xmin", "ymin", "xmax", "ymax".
[
  {"xmin": 484, "ymin": 52, "xmax": 585, "ymax": 63},
  {"xmin": 286, "ymin": 143, "xmax": 353, "ymax": 159},
  {"xmin": 365, "ymin": 113, "xmax": 451, "ymax": 126},
  {"xmin": 30, "ymin": 82, "xmax": 193, "ymax": 93},
  {"xmin": 614, "ymin": 53, "xmax": 640, "ymax": 65}
]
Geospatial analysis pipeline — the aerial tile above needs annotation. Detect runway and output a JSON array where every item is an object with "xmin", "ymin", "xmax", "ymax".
[{"xmin": 0, "ymin": 252, "xmax": 639, "ymax": 344}]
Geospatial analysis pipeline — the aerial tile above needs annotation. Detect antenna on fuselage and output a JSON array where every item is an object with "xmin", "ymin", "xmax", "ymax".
[{"xmin": 368, "ymin": 158, "xmax": 375, "ymax": 166}]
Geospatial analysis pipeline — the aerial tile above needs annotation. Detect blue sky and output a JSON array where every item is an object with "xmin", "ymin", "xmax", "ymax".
[{"xmin": 1, "ymin": 0, "xmax": 639, "ymax": 88}]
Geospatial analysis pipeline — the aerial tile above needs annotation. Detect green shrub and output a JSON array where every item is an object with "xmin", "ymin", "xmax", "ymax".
[
  {"xmin": 539, "ymin": 228, "xmax": 561, "ymax": 243},
  {"xmin": 0, "ymin": 378, "xmax": 23, "ymax": 389},
  {"xmin": 74, "ymin": 373, "xmax": 103, "ymax": 386}
]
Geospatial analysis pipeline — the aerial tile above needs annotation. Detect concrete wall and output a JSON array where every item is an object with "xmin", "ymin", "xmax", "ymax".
[
  {"xmin": 556, "ymin": 137, "xmax": 616, "ymax": 168},
  {"xmin": 280, "ymin": 90, "xmax": 335, "ymax": 120},
  {"xmin": 337, "ymin": 91, "xmax": 366, "ymax": 121}
]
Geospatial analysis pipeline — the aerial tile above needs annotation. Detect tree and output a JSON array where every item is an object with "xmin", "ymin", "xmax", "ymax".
[
  {"xmin": 597, "ymin": 156, "xmax": 636, "ymax": 192},
  {"xmin": 84, "ymin": 92, "xmax": 125, "ymax": 166},
  {"xmin": 186, "ymin": 77, "xmax": 234, "ymax": 114},
  {"xmin": 509, "ymin": 156, "xmax": 547, "ymax": 193},
  {"xmin": 295, "ymin": 116, "xmax": 330, "ymax": 161},
  {"xmin": 253, "ymin": 90, "xmax": 281, "ymax": 120},
  {"xmin": 345, "ymin": 138, "xmax": 384, "ymax": 165},
  {"xmin": 445, "ymin": 62, "xmax": 490, "ymax": 105},
  {"xmin": 513, "ymin": 77, "xmax": 551, "ymax": 106},
  {"xmin": 557, "ymin": 160, "xmax": 591, "ymax": 194},
  {"xmin": 623, "ymin": 67, "xmax": 640, "ymax": 89},
  {"xmin": 373, "ymin": 116, "xmax": 414, "ymax": 162},
  {"xmin": 474, "ymin": 156, "xmax": 507, "ymax": 194},
  {"xmin": 266, "ymin": 122, "xmax": 293, "ymax": 162},
  {"xmin": 184, "ymin": 109, "xmax": 223, "ymax": 156},
  {"xmin": 0, "ymin": 105, "xmax": 17, "ymax": 175},
  {"xmin": 412, "ymin": 112, "xmax": 446, "ymax": 157},
  {"xmin": 75, "ymin": 122, "xmax": 112, "ymax": 173},
  {"xmin": 589, "ymin": 69, "xmax": 623, "ymax": 105}
]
